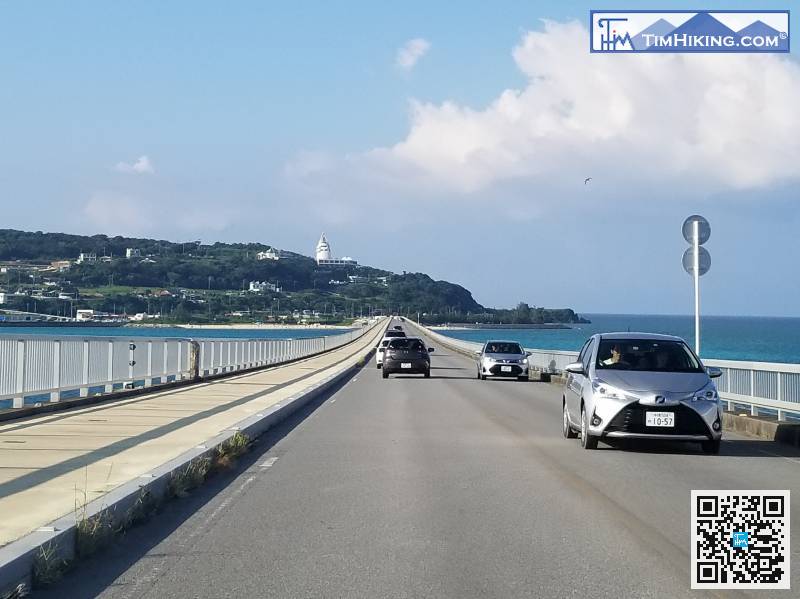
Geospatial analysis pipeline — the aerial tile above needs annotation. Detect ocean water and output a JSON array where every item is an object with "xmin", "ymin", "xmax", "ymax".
[
  {"xmin": 437, "ymin": 314, "xmax": 800, "ymax": 364},
  {"xmin": 0, "ymin": 326, "xmax": 352, "ymax": 341}
]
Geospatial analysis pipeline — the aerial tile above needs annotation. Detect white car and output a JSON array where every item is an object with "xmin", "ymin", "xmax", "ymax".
[
  {"xmin": 376, "ymin": 329, "xmax": 406, "ymax": 368},
  {"xmin": 375, "ymin": 339, "xmax": 391, "ymax": 368}
]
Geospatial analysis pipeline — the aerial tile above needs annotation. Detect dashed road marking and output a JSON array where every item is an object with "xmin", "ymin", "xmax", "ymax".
[{"xmin": 260, "ymin": 456, "xmax": 279, "ymax": 470}]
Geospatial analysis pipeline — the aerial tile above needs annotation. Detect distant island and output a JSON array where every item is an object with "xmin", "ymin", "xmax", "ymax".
[{"xmin": 0, "ymin": 229, "xmax": 589, "ymax": 326}]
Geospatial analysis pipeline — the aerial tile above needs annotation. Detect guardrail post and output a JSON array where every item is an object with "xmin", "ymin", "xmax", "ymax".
[
  {"xmin": 128, "ymin": 342, "xmax": 136, "ymax": 385},
  {"xmin": 106, "ymin": 340, "xmax": 114, "ymax": 393},
  {"xmin": 14, "ymin": 340, "xmax": 25, "ymax": 408},
  {"xmin": 777, "ymin": 409, "xmax": 786, "ymax": 422},
  {"xmin": 178, "ymin": 341, "xmax": 185, "ymax": 379},
  {"xmin": 80, "ymin": 339, "xmax": 90, "ymax": 397},
  {"xmin": 50, "ymin": 340, "xmax": 61, "ymax": 403},
  {"xmin": 163, "ymin": 340, "xmax": 169, "ymax": 383},
  {"xmin": 189, "ymin": 341, "xmax": 200, "ymax": 380},
  {"xmin": 750, "ymin": 404, "xmax": 759, "ymax": 417},
  {"xmin": 145, "ymin": 340, "xmax": 153, "ymax": 387}
]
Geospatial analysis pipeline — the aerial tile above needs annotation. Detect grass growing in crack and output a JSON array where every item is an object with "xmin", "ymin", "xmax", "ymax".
[
  {"xmin": 32, "ymin": 541, "xmax": 69, "ymax": 588},
  {"xmin": 213, "ymin": 431, "xmax": 250, "ymax": 471},
  {"xmin": 75, "ymin": 509, "xmax": 118, "ymax": 558},
  {"xmin": 124, "ymin": 487, "xmax": 160, "ymax": 528},
  {"xmin": 166, "ymin": 457, "xmax": 212, "ymax": 498}
]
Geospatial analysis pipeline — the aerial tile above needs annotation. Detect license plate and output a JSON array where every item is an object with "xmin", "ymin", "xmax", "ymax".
[
  {"xmin": 501, "ymin": 366, "xmax": 512, "ymax": 372},
  {"xmin": 401, "ymin": 363, "xmax": 412, "ymax": 369},
  {"xmin": 646, "ymin": 411, "xmax": 674, "ymax": 427}
]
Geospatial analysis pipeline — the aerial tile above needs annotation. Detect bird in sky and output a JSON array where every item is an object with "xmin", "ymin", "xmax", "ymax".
[{"xmin": 584, "ymin": 177, "xmax": 592, "ymax": 185}]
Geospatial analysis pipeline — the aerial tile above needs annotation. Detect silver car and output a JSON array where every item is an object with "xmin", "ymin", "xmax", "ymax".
[
  {"xmin": 562, "ymin": 333, "xmax": 723, "ymax": 453},
  {"xmin": 475, "ymin": 340, "xmax": 530, "ymax": 381}
]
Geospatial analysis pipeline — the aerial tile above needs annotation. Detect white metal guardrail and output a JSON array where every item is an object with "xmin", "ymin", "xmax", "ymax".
[
  {"xmin": 412, "ymin": 322, "xmax": 800, "ymax": 421},
  {"xmin": 0, "ymin": 320, "xmax": 381, "ymax": 412}
]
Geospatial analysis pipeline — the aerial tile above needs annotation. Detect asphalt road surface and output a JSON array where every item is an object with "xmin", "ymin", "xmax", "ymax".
[{"xmin": 39, "ymin": 321, "xmax": 800, "ymax": 598}]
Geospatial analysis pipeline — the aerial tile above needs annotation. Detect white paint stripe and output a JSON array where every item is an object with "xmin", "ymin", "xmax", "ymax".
[
  {"xmin": 330, "ymin": 399, "xmax": 336, "ymax": 404},
  {"xmin": 260, "ymin": 457, "xmax": 278, "ymax": 470}
]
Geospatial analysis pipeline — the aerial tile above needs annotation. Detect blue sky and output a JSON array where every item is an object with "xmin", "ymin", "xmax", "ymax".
[{"xmin": 1, "ymin": 1, "xmax": 799, "ymax": 316}]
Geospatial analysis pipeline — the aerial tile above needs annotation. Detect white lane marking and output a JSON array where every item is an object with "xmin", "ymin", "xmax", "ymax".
[
  {"xmin": 260, "ymin": 456, "xmax": 279, "ymax": 470},
  {"xmin": 756, "ymin": 448, "xmax": 800, "ymax": 465},
  {"xmin": 330, "ymin": 399, "xmax": 337, "ymax": 404}
]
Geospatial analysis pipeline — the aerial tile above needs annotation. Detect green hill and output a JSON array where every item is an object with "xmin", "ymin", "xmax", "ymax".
[{"xmin": 0, "ymin": 229, "xmax": 585, "ymax": 325}]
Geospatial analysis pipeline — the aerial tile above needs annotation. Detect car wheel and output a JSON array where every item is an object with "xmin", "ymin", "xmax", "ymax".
[
  {"xmin": 424, "ymin": 370, "xmax": 430, "ymax": 378},
  {"xmin": 377, "ymin": 363, "xmax": 381, "ymax": 369},
  {"xmin": 563, "ymin": 402, "xmax": 577, "ymax": 439},
  {"xmin": 382, "ymin": 370, "xmax": 389, "ymax": 379},
  {"xmin": 701, "ymin": 439, "xmax": 720, "ymax": 454},
  {"xmin": 517, "ymin": 375, "xmax": 528, "ymax": 382},
  {"xmin": 480, "ymin": 374, "xmax": 487, "ymax": 381},
  {"xmin": 580, "ymin": 406, "xmax": 598, "ymax": 450}
]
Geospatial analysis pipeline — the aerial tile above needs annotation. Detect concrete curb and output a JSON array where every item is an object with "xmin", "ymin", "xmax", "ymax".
[
  {"xmin": 722, "ymin": 411, "xmax": 800, "ymax": 448},
  {"xmin": 0, "ymin": 335, "xmax": 381, "ymax": 596}
]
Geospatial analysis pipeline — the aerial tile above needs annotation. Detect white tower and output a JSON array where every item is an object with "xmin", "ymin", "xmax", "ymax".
[{"xmin": 316, "ymin": 233, "xmax": 331, "ymax": 263}]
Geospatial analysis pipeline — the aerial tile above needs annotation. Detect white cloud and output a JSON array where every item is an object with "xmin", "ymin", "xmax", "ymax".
[
  {"xmin": 294, "ymin": 21, "xmax": 800, "ymax": 206},
  {"xmin": 115, "ymin": 155, "xmax": 155, "ymax": 174},
  {"xmin": 396, "ymin": 38, "xmax": 431, "ymax": 71}
]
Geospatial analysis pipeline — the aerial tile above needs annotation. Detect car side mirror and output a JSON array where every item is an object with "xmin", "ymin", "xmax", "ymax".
[
  {"xmin": 707, "ymin": 366, "xmax": 722, "ymax": 378},
  {"xmin": 378, "ymin": 347, "xmax": 385, "ymax": 352},
  {"xmin": 474, "ymin": 350, "xmax": 481, "ymax": 355},
  {"xmin": 565, "ymin": 362, "xmax": 586, "ymax": 375},
  {"xmin": 526, "ymin": 351, "xmax": 532, "ymax": 357},
  {"xmin": 428, "ymin": 347, "xmax": 435, "ymax": 353}
]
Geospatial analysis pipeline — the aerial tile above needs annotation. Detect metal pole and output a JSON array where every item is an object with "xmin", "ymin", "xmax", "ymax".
[{"xmin": 693, "ymin": 220, "xmax": 700, "ymax": 355}]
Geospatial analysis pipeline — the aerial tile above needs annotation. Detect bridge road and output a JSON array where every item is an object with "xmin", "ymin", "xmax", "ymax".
[{"xmin": 41, "ymin": 321, "xmax": 800, "ymax": 598}]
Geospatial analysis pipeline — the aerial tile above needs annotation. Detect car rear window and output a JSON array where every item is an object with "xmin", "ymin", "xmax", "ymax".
[
  {"xmin": 484, "ymin": 342, "xmax": 523, "ymax": 354},
  {"xmin": 388, "ymin": 338, "xmax": 426, "ymax": 351},
  {"xmin": 384, "ymin": 331, "xmax": 406, "ymax": 338}
]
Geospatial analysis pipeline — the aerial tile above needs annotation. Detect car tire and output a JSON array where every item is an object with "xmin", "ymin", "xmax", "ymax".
[
  {"xmin": 424, "ymin": 370, "xmax": 430, "ymax": 378},
  {"xmin": 480, "ymin": 374, "xmax": 487, "ymax": 381},
  {"xmin": 377, "ymin": 363, "xmax": 382, "ymax": 369},
  {"xmin": 517, "ymin": 375, "xmax": 528, "ymax": 382},
  {"xmin": 563, "ymin": 402, "xmax": 577, "ymax": 439},
  {"xmin": 382, "ymin": 370, "xmax": 389, "ymax": 379},
  {"xmin": 580, "ymin": 406, "xmax": 598, "ymax": 450},
  {"xmin": 701, "ymin": 439, "xmax": 721, "ymax": 454}
]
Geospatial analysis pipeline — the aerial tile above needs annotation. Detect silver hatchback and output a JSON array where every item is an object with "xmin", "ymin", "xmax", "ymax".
[
  {"xmin": 562, "ymin": 333, "xmax": 723, "ymax": 453},
  {"xmin": 475, "ymin": 340, "xmax": 530, "ymax": 381}
]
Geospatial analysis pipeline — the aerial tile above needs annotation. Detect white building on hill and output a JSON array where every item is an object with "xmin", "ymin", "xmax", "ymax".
[
  {"xmin": 315, "ymin": 233, "xmax": 357, "ymax": 266},
  {"xmin": 256, "ymin": 249, "xmax": 280, "ymax": 261}
]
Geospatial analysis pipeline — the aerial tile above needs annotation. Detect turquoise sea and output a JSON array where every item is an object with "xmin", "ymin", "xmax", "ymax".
[
  {"xmin": 0, "ymin": 326, "xmax": 351, "ymax": 341},
  {"xmin": 437, "ymin": 314, "xmax": 800, "ymax": 364}
]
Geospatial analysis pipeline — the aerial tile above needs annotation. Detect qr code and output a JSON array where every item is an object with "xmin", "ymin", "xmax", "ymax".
[{"xmin": 691, "ymin": 490, "xmax": 790, "ymax": 589}]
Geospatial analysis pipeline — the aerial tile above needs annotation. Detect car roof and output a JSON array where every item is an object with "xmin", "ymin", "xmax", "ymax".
[
  {"xmin": 483, "ymin": 340, "xmax": 523, "ymax": 345},
  {"xmin": 388, "ymin": 336, "xmax": 423, "ymax": 342},
  {"xmin": 598, "ymin": 332, "xmax": 685, "ymax": 342}
]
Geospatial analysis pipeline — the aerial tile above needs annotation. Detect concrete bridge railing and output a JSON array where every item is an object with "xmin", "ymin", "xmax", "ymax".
[{"xmin": 0, "ymin": 321, "xmax": 382, "ymax": 412}]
